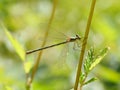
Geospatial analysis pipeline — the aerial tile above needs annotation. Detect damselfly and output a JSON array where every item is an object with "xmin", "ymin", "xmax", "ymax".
[{"xmin": 26, "ymin": 34, "xmax": 81, "ymax": 54}]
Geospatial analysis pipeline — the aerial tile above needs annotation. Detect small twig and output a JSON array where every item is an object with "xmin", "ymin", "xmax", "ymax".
[
  {"xmin": 26, "ymin": 0, "xmax": 58, "ymax": 89},
  {"xmin": 74, "ymin": 0, "xmax": 96, "ymax": 90}
]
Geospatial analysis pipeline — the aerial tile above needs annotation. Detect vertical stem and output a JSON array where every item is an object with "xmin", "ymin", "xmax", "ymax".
[
  {"xmin": 74, "ymin": 0, "xmax": 96, "ymax": 90},
  {"xmin": 26, "ymin": 0, "xmax": 58, "ymax": 89}
]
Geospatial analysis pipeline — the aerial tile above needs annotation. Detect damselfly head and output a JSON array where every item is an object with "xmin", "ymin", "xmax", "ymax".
[{"xmin": 76, "ymin": 34, "xmax": 81, "ymax": 40}]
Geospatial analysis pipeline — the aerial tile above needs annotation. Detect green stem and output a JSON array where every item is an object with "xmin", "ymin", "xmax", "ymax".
[
  {"xmin": 26, "ymin": 0, "xmax": 58, "ymax": 89},
  {"xmin": 74, "ymin": 0, "xmax": 96, "ymax": 90}
]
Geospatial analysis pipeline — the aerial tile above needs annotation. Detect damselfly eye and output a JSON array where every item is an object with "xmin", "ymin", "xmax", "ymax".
[{"xmin": 76, "ymin": 34, "xmax": 81, "ymax": 40}]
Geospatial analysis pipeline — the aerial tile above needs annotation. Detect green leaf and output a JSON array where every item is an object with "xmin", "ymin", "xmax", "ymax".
[
  {"xmin": 89, "ymin": 47, "xmax": 110, "ymax": 70},
  {"xmin": 83, "ymin": 77, "xmax": 97, "ymax": 85},
  {"xmin": 3, "ymin": 25, "xmax": 25, "ymax": 61},
  {"xmin": 24, "ymin": 61, "xmax": 33, "ymax": 73},
  {"xmin": 84, "ymin": 47, "xmax": 95, "ymax": 74},
  {"xmin": 79, "ymin": 73, "xmax": 85, "ymax": 84},
  {"xmin": 84, "ymin": 59, "xmax": 90, "ymax": 74}
]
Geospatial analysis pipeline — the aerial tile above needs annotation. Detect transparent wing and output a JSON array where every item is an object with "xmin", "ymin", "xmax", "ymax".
[{"xmin": 53, "ymin": 43, "xmax": 70, "ymax": 72}]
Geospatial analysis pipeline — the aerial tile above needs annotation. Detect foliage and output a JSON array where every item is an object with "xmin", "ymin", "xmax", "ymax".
[{"xmin": 79, "ymin": 47, "xmax": 109, "ymax": 89}]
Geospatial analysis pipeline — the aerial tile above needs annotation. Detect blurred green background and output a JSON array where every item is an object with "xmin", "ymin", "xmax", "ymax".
[{"xmin": 0, "ymin": 0, "xmax": 120, "ymax": 90}]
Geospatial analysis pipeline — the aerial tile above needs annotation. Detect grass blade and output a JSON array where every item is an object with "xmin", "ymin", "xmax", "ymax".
[{"xmin": 3, "ymin": 25, "xmax": 25, "ymax": 61}]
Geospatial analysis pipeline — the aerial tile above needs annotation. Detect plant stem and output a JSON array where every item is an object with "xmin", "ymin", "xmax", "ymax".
[
  {"xmin": 74, "ymin": 0, "xmax": 96, "ymax": 90},
  {"xmin": 26, "ymin": 0, "xmax": 58, "ymax": 89}
]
